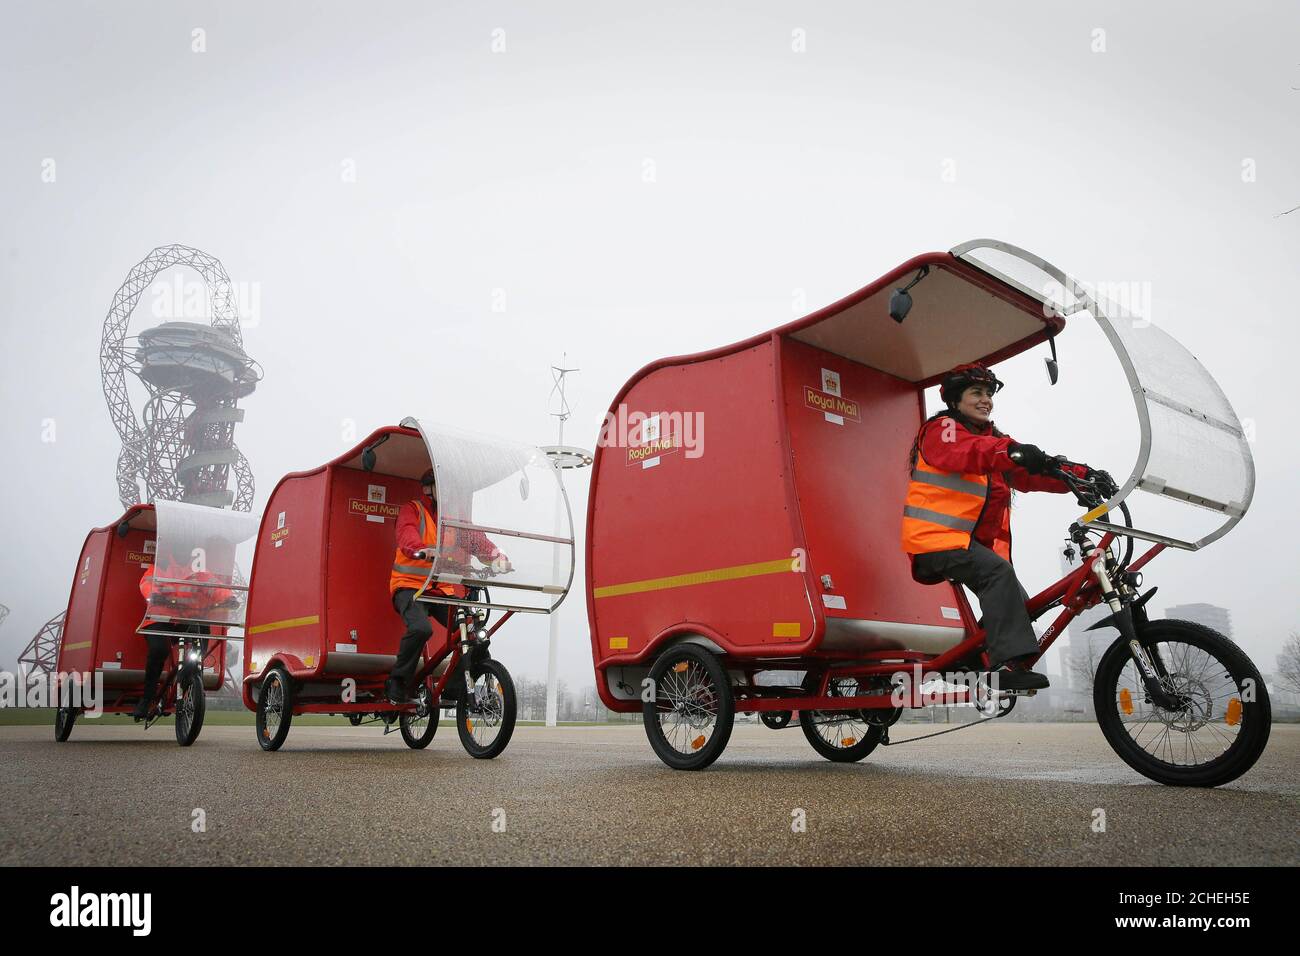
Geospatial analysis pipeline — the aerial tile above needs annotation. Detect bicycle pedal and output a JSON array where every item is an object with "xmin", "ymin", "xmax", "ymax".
[{"xmin": 1005, "ymin": 689, "xmax": 1037, "ymax": 697}]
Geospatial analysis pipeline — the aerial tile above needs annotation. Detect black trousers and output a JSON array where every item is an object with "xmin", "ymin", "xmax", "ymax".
[
  {"xmin": 390, "ymin": 589, "xmax": 451, "ymax": 685},
  {"xmin": 140, "ymin": 621, "xmax": 209, "ymax": 704},
  {"xmin": 912, "ymin": 542, "xmax": 1039, "ymax": 668}
]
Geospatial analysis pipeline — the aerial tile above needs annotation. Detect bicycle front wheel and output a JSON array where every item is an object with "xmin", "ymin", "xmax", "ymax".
[{"xmin": 1094, "ymin": 620, "xmax": 1271, "ymax": 787}]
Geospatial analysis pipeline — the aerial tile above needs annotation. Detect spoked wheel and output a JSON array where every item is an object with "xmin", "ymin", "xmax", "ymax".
[
  {"xmin": 54, "ymin": 706, "xmax": 77, "ymax": 742},
  {"xmin": 400, "ymin": 683, "xmax": 440, "ymax": 750},
  {"xmin": 800, "ymin": 677, "xmax": 884, "ymax": 763},
  {"xmin": 1094, "ymin": 620, "xmax": 1271, "ymax": 787},
  {"xmin": 761, "ymin": 710, "xmax": 792, "ymax": 729},
  {"xmin": 456, "ymin": 659, "xmax": 516, "ymax": 759},
  {"xmin": 643, "ymin": 644, "xmax": 735, "ymax": 770},
  {"xmin": 256, "ymin": 667, "xmax": 294, "ymax": 752},
  {"xmin": 174, "ymin": 670, "xmax": 206, "ymax": 747}
]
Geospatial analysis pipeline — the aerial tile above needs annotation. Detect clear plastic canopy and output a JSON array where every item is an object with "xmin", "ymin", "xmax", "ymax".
[
  {"xmin": 403, "ymin": 418, "xmax": 575, "ymax": 613},
  {"xmin": 142, "ymin": 499, "xmax": 261, "ymax": 628},
  {"xmin": 952, "ymin": 240, "xmax": 1254, "ymax": 550}
]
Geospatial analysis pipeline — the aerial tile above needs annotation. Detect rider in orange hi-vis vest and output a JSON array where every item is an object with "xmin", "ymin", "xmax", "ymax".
[
  {"xmin": 901, "ymin": 364, "xmax": 1093, "ymax": 691},
  {"xmin": 386, "ymin": 467, "xmax": 511, "ymax": 704}
]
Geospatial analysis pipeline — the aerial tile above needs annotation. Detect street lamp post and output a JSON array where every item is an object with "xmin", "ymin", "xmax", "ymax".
[{"xmin": 541, "ymin": 357, "xmax": 592, "ymax": 728}]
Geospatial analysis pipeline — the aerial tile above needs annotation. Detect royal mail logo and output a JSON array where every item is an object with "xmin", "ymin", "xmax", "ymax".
[
  {"xmin": 270, "ymin": 527, "xmax": 290, "ymax": 543},
  {"xmin": 349, "ymin": 498, "xmax": 401, "ymax": 519},
  {"xmin": 367, "ymin": 483, "xmax": 387, "ymax": 503},
  {"xmin": 821, "ymin": 368, "xmax": 841, "ymax": 397},
  {"xmin": 625, "ymin": 413, "xmax": 681, "ymax": 465},
  {"xmin": 126, "ymin": 550, "xmax": 152, "ymax": 564},
  {"xmin": 804, "ymin": 385, "xmax": 861, "ymax": 421},
  {"xmin": 626, "ymin": 436, "xmax": 680, "ymax": 464}
]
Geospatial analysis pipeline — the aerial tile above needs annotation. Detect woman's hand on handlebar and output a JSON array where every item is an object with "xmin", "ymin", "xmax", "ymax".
[
  {"xmin": 1007, "ymin": 442, "xmax": 1052, "ymax": 474},
  {"xmin": 1046, "ymin": 462, "xmax": 1113, "ymax": 508}
]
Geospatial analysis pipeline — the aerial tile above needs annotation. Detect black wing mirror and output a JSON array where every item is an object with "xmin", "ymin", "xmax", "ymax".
[
  {"xmin": 889, "ymin": 266, "xmax": 930, "ymax": 324},
  {"xmin": 889, "ymin": 288, "xmax": 913, "ymax": 323}
]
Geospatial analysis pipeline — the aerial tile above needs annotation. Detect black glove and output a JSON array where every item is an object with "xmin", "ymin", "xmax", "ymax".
[{"xmin": 1007, "ymin": 442, "xmax": 1051, "ymax": 475}]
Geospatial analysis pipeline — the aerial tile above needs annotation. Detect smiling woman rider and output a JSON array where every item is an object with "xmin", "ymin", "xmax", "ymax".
[{"xmin": 900, "ymin": 363, "xmax": 1094, "ymax": 690}]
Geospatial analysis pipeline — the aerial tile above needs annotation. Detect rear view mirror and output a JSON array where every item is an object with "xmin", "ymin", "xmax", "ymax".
[
  {"xmin": 889, "ymin": 289, "xmax": 913, "ymax": 323},
  {"xmin": 1045, "ymin": 357, "xmax": 1059, "ymax": 385},
  {"xmin": 888, "ymin": 265, "xmax": 930, "ymax": 324}
]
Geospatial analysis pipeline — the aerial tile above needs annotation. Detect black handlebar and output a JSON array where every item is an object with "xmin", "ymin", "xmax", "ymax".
[
  {"xmin": 437, "ymin": 560, "xmax": 504, "ymax": 579},
  {"xmin": 1045, "ymin": 463, "xmax": 1134, "ymax": 569}
]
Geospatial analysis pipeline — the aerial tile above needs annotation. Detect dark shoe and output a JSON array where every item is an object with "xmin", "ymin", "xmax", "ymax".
[
  {"xmin": 384, "ymin": 678, "xmax": 408, "ymax": 704},
  {"xmin": 989, "ymin": 667, "xmax": 1049, "ymax": 691},
  {"xmin": 131, "ymin": 698, "xmax": 150, "ymax": 721}
]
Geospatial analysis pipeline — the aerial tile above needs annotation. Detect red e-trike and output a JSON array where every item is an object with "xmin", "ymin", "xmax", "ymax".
[
  {"xmin": 586, "ymin": 239, "xmax": 1269, "ymax": 786},
  {"xmin": 242, "ymin": 418, "xmax": 575, "ymax": 756},
  {"xmin": 53, "ymin": 500, "xmax": 259, "ymax": 746}
]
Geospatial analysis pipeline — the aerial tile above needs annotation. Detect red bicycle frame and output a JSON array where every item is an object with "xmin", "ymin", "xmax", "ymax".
[{"xmin": 734, "ymin": 533, "xmax": 1167, "ymax": 713}]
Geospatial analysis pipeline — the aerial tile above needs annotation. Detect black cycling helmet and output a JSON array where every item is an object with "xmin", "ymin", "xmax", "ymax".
[{"xmin": 940, "ymin": 363, "xmax": 1005, "ymax": 406}]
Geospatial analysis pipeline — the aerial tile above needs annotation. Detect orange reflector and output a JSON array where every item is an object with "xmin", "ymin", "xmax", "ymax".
[
  {"xmin": 1119, "ymin": 688, "xmax": 1133, "ymax": 715},
  {"xmin": 674, "ymin": 662, "xmax": 690, "ymax": 673},
  {"xmin": 1226, "ymin": 698, "xmax": 1242, "ymax": 726},
  {"xmin": 841, "ymin": 737, "xmax": 856, "ymax": 747},
  {"xmin": 691, "ymin": 734, "xmax": 706, "ymax": 750},
  {"xmin": 465, "ymin": 719, "xmax": 473, "ymax": 733}
]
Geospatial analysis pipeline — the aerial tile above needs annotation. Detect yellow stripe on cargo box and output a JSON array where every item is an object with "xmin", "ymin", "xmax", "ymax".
[{"xmin": 593, "ymin": 557, "xmax": 794, "ymax": 600}]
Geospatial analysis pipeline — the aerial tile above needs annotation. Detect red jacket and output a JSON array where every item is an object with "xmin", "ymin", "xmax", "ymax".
[
  {"xmin": 916, "ymin": 414, "xmax": 1086, "ymax": 556},
  {"xmin": 394, "ymin": 498, "xmax": 502, "ymax": 564}
]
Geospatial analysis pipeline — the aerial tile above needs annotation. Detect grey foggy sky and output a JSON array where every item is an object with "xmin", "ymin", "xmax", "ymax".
[{"xmin": 1, "ymin": 1, "xmax": 1298, "ymax": 688}]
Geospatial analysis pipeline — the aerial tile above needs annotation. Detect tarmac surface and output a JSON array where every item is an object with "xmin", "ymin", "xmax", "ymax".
[{"xmin": 2, "ymin": 721, "xmax": 1297, "ymax": 866}]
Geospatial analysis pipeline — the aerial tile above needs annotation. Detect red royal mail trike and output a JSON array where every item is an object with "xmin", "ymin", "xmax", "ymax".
[
  {"xmin": 586, "ymin": 239, "xmax": 1269, "ymax": 786},
  {"xmin": 242, "ymin": 418, "xmax": 574, "ymax": 756},
  {"xmin": 53, "ymin": 500, "xmax": 259, "ymax": 745}
]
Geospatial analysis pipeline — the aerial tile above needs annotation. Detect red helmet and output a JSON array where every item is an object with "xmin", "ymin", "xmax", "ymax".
[{"xmin": 940, "ymin": 363, "xmax": 1004, "ymax": 405}]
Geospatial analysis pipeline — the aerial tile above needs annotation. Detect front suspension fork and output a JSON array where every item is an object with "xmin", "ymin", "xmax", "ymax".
[{"xmin": 1092, "ymin": 559, "xmax": 1180, "ymax": 710}]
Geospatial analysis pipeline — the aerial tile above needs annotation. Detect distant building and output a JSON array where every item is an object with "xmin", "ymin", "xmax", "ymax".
[{"xmin": 1164, "ymin": 603, "xmax": 1232, "ymax": 639}]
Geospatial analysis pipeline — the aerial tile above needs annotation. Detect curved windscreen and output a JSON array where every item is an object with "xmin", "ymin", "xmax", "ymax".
[
  {"xmin": 144, "ymin": 499, "xmax": 261, "ymax": 628},
  {"xmin": 405, "ymin": 418, "xmax": 575, "ymax": 613},
  {"xmin": 1099, "ymin": 314, "xmax": 1253, "ymax": 522},
  {"xmin": 952, "ymin": 240, "xmax": 1254, "ymax": 549}
]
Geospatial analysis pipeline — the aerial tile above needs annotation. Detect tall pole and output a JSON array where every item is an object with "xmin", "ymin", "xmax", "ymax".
[
  {"xmin": 545, "ymin": 356, "xmax": 580, "ymax": 728},
  {"xmin": 546, "ymin": 411, "xmax": 565, "ymax": 727}
]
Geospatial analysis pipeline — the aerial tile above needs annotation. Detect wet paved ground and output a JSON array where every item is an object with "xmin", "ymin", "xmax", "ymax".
[{"xmin": 2, "ymin": 721, "xmax": 1296, "ymax": 866}]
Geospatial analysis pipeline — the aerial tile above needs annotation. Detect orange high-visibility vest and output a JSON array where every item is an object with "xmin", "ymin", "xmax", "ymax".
[
  {"xmin": 389, "ymin": 501, "xmax": 460, "ymax": 596},
  {"xmin": 900, "ymin": 449, "xmax": 1012, "ymax": 563}
]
